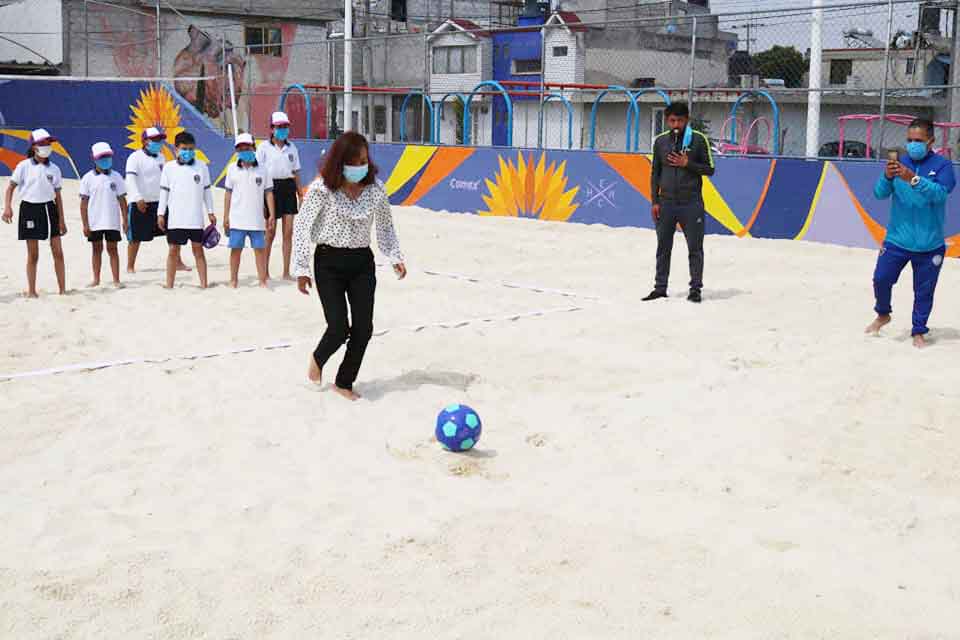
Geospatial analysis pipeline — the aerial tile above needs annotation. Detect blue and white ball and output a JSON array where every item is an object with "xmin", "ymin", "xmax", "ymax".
[{"xmin": 435, "ymin": 404, "xmax": 482, "ymax": 452}]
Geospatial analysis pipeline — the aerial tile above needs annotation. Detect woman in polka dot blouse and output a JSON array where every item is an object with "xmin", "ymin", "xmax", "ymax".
[{"xmin": 293, "ymin": 132, "xmax": 406, "ymax": 401}]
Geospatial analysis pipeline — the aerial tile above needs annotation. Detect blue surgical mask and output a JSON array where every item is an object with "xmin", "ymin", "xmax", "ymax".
[
  {"xmin": 146, "ymin": 140, "xmax": 163, "ymax": 155},
  {"xmin": 906, "ymin": 141, "xmax": 929, "ymax": 161},
  {"xmin": 178, "ymin": 148, "xmax": 195, "ymax": 163},
  {"xmin": 343, "ymin": 164, "xmax": 369, "ymax": 183},
  {"xmin": 274, "ymin": 127, "xmax": 289, "ymax": 141},
  {"xmin": 238, "ymin": 150, "xmax": 256, "ymax": 164},
  {"xmin": 95, "ymin": 157, "xmax": 113, "ymax": 171}
]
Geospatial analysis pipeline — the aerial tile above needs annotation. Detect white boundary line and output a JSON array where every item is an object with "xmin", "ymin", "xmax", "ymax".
[{"xmin": 0, "ymin": 306, "xmax": 585, "ymax": 381}]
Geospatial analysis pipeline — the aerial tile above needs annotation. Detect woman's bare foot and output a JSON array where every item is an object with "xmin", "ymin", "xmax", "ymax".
[
  {"xmin": 258, "ymin": 280, "xmax": 269, "ymax": 288},
  {"xmin": 913, "ymin": 334, "xmax": 928, "ymax": 349},
  {"xmin": 87, "ymin": 280, "xmax": 100, "ymax": 288},
  {"xmin": 865, "ymin": 314, "xmax": 891, "ymax": 335},
  {"xmin": 176, "ymin": 261, "xmax": 192, "ymax": 272},
  {"xmin": 229, "ymin": 279, "xmax": 239, "ymax": 289},
  {"xmin": 332, "ymin": 385, "xmax": 360, "ymax": 401},
  {"xmin": 112, "ymin": 282, "xmax": 124, "ymax": 289},
  {"xmin": 308, "ymin": 356, "xmax": 322, "ymax": 384},
  {"xmin": 22, "ymin": 290, "xmax": 39, "ymax": 299},
  {"xmin": 127, "ymin": 267, "xmax": 136, "ymax": 274}
]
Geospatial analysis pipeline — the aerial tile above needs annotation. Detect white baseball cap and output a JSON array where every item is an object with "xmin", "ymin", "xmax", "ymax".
[
  {"xmin": 142, "ymin": 126, "xmax": 165, "ymax": 140},
  {"xmin": 271, "ymin": 111, "xmax": 290, "ymax": 126},
  {"xmin": 91, "ymin": 142, "xmax": 113, "ymax": 158},
  {"xmin": 30, "ymin": 128, "xmax": 56, "ymax": 145},
  {"xmin": 234, "ymin": 132, "xmax": 255, "ymax": 147}
]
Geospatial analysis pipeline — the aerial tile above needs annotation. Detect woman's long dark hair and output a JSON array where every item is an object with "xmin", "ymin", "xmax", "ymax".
[{"xmin": 319, "ymin": 132, "xmax": 378, "ymax": 192}]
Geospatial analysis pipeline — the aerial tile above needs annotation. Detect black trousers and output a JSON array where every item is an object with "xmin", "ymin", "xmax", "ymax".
[
  {"xmin": 655, "ymin": 199, "xmax": 705, "ymax": 293},
  {"xmin": 312, "ymin": 245, "xmax": 376, "ymax": 390}
]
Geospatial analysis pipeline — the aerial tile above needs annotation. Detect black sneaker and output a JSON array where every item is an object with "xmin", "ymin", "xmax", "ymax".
[
  {"xmin": 687, "ymin": 290, "xmax": 702, "ymax": 303},
  {"xmin": 642, "ymin": 290, "xmax": 668, "ymax": 301}
]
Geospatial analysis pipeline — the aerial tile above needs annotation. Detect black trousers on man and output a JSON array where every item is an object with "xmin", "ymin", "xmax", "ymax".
[
  {"xmin": 312, "ymin": 244, "xmax": 376, "ymax": 390},
  {"xmin": 654, "ymin": 199, "xmax": 704, "ymax": 293}
]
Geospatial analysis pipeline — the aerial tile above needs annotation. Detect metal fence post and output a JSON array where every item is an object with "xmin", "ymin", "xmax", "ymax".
[
  {"xmin": 688, "ymin": 16, "xmax": 697, "ymax": 117},
  {"xmin": 221, "ymin": 35, "xmax": 227, "ymax": 135},
  {"xmin": 877, "ymin": 0, "xmax": 895, "ymax": 156},
  {"xmin": 423, "ymin": 33, "xmax": 430, "ymax": 144},
  {"xmin": 84, "ymin": 0, "xmax": 89, "ymax": 77},
  {"xmin": 537, "ymin": 24, "xmax": 546, "ymax": 149}
]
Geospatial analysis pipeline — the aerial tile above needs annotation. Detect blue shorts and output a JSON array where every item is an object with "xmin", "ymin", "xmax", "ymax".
[{"xmin": 228, "ymin": 229, "xmax": 265, "ymax": 249}]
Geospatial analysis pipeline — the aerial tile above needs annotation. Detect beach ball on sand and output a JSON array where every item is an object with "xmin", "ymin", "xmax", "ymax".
[{"xmin": 436, "ymin": 404, "xmax": 482, "ymax": 451}]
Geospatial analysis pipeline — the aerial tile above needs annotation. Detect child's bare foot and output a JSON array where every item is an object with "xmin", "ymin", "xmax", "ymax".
[
  {"xmin": 258, "ymin": 280, "xmax": 269, "ymax": 288},
  {"xmin": 87, "ymin": 281, "xmax": 100, "ymax": 288},
  {"xmin": 22, "ymin": 290, "xmax": 39, "ymax": 299},
  {"xmin": 229, "ymin": 279, "xmax": 239, "ymax": 289},
  {"xmin": 332, "ymin": 385, "xmax": 360, "ymax": 401},
  {"xmin": 307, "ymin": 356, "xmax": 322, "ymax": 384},
  {"xmin": 112, "ymin": 282, "xmax": 124, "ymax": 289},
  {"xmin": 127, "ymin": 267, "xmax": 136, "ymax": 274},
  {"xmin": 865, "ymin": 315, "xmax": 891, "ymax": 335},
  {"xmin": 913, "ymin": 334, "xmax": 928, "ymax": 349}
]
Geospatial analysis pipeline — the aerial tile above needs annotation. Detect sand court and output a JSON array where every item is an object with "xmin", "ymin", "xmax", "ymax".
[{"xmin": 2, "ymin": 178, "xmax": 960, "ymax": 637}]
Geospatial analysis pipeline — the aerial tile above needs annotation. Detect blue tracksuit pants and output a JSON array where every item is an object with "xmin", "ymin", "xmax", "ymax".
[{"xmin": 873, "ymin": 241, "xmax": 946, "ymax": 336}]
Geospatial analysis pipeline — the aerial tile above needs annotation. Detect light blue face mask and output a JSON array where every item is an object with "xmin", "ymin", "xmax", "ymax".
[
  {"xmin": 274, "ymin": 127, "xmax": 290, "ymax": 141},
  {"xmin": 343, "ymin": 163, "xmax": 369, "ymax": 183},
  {"xmin": 95, "ymin": 157, "xmax": 113, "ymax": 171},
  {"xmin": 906, "ymin": 141, "xmax": 929, "ymax": 161},
  {"xmin": 146, "ymin": 140, "xmax": 163, "ymax": 155},
  {"xmin": 178, "ymin": 148, "xmax": 195, "ymax": 163},
  {"xmin": 237, "ymin": 150, "xmax": 256, "ymax": 164},
  {"xmin": 672, "ymin": 124, "xmax": 693, "ymax": 151}
]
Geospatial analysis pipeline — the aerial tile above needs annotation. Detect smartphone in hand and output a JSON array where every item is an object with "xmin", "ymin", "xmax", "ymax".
[{"xmin": 886, "ymin": 149, "xmax": 899, "ymax": 162}]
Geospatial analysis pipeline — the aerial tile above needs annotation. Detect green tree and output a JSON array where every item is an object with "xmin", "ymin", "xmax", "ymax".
[{"xmin": 752, "ymin": 46, "xmax": 808, "ymax": 88}]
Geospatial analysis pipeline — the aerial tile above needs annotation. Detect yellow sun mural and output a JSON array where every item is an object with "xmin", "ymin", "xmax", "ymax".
[
  {"xmin": 125, "ymin": 84, "xmax": 209, "ymax": 163},
  {"xmin": 479, "ymin": 152, "xmax": 579, "ymax": 221}
]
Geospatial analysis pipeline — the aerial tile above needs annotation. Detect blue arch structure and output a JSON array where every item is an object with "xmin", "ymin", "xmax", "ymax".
[
  {"xmin": 433, "ymin": 92, "xmax": 468, "ymax": 144},
  {"xmin": 728, "ymin": 90, "xmax": 781, "ymax": 155},
  {"xmin": 540, "ymin": 93, "xmax": 575, "ymax": 150},
  {"xmin": 279, "ymin": 83, "xmax": 311, "ymax": 138},
  {"xmin": 400, "ymin": 91, "xmax": 436, "ymax": 143},
  {"xmin": 630, "ymin": 88, "xmax": 671, "ymax": 152},
  {"xmin": 464, "ymin": 81, "xmax": 513, "ymax": 147},
  {"xmin": 589, "ymin": 85, "xmax": 640, "ymax": 152}
]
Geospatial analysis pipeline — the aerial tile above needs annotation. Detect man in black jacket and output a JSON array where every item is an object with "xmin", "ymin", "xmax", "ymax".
[{"xmin": 643, "ymin": 102, "xmax": 715, "ymax": 303}]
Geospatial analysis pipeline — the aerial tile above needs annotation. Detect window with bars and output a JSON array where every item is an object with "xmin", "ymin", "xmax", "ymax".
[
  {"xmin": 512, "ymin": 59, "xmax": 541, "ymax": 75},
  {"xmin": 245, "ymin": 26, "xmax": 282, "ymax": 57}
]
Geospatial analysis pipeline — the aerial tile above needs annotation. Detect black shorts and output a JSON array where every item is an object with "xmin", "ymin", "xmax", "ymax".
[
  {"xmin": 18, "ymin": 201, "xmax": 61, "ymax": 241},
  {"xmin": 88, "ymin": 230, "xmax": 122, "ymax": 243},
  {"xmin": 272, "ymin": 178, "xmax": 299, "ymax": 216},
  {"xmin": 128, "ymin": 201, "xmax": 161, "ymax": 242},
  {"xmin": 166, "ymin": 228, "xmax": 204, "ymax": 246}
]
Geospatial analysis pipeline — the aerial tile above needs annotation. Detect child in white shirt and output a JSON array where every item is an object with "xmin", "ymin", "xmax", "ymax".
[
  {"xmin": 224, "ymin": 133, "xmax": 275, "ymax": 288},
  {"xmin": 79, "ymin": 142, "xmax": 128, "ymax": 287},
  {"xmin": 157, "ymin": 131, "xmax": 216, "ymax": 289},
  {"xmin": 1, "ymin": 128, "xmax": 67, "ymax": 297}
]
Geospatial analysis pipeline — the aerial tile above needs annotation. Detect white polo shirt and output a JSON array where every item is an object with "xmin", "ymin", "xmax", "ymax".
[
  {"xmin": 256, "ymin": 140, "xmax": 301, "ymax": 181},
  {"xmin": 225, "ymin": 162, "xmax": 272, "ymax": 231},
  {"xmin": 158, "ymin": 160, "xmax": 214, "ymax": 230},
  {"xmin": 79, "ymin": 169, "xmax": 126, "ymax": 231},
  {"xmin": 11, "ymin": 158, "xmax": 62, "ymax": 204},
  {"xmin": 125, "ymin": 149, "xmax": 165, "ymax": 203}
]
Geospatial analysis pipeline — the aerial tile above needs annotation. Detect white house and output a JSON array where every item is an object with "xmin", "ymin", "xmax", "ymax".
[{"xmin": 428, "ymin": 18, "xmax": 494, "ymax": 145}]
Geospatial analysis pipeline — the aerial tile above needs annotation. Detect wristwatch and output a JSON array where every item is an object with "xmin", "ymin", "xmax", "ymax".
[{"xmin": 910, "ymin": 175, "xmax": 921, "ymax": 187}]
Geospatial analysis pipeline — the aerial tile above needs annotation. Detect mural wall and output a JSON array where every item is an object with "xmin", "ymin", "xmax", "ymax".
[
  {"xmin": 65, "ymin": 4, "xmax": 328, "ymax": 138},
  {"xmin": 1, "ymin": 78, "xmax": 959, "ymax": 257}
]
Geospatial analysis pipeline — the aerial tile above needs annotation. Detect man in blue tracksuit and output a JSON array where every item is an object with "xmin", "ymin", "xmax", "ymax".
[{"xmin": 867, "ymin": 118, "xmax": 956, "ymax": 348}]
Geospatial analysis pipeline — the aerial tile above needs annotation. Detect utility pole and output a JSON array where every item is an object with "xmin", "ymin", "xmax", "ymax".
[
  {"xmin": 950, "ymin": 6, "xmax": 960, "ymax": 151},
  {"xmin": 806, "ymin": 0, "xmax": 823, "ymax": 157}
]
